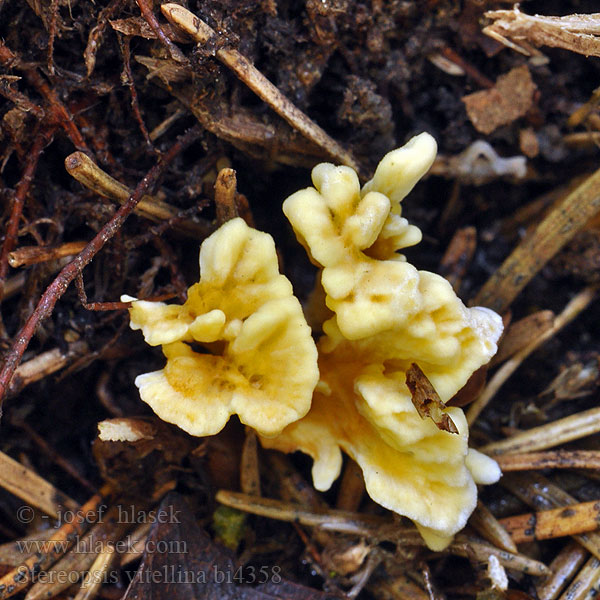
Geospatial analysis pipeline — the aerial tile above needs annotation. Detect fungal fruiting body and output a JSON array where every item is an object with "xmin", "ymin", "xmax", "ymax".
[
  {"xmin": 125, "ymin": 133, "xmax": 503, "ymax": 550},
  {"xmin": 123, "ymin": 218, "xmax": 319, "ymax": 438},
  {"xmin": 260, "ymin": 133, "xmax": 503, "ymax": 550}
]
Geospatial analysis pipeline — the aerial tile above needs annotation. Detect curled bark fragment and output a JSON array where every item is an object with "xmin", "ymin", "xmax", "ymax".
[{"xmin": 406, "ymin": 363, "xmax": 459, "ymax": 434}]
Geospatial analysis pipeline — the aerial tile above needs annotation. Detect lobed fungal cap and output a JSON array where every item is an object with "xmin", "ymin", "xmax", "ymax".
[
  {"xmin": 124, "ymin": 218, "xmax": 319, "ymax": 438},
  {"xmin": 263, "ymin": 133, "xmax": 503, "ymax": 549}
]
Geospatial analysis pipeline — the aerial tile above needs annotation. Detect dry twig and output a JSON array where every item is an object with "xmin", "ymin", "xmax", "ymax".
[
  {"xmin": 495, "ymin": 450, "xmax": 600, "ymax": 472},
  {"xmin": 240, "ymin": 429, "xmax": 260, "ymax": 497},
  {"xmin": 500, "ymin": 500, "xmax": 600, "ymax": 544},
  {"xmin": 468, "ymin": 501, "xmax": 517, "ymax": 554},
  {"xmin": 136, "ymin": 0, "xmax": 188, "ymax": 64},
  {"xmin": 215, "ymin": 490, "xmax": 396, "ymax": 537},
  {"xmin": 6, "ymin": 341, "xmax": 89, "ymax": 398},
  {"xmin": 449, "ymin": 538, "xmax": 550, "ymax": 577},
  {"xmin": 503, "ymin": 473, "xmax": 600, "ymax": 561},
  {"xmin": 216, "ymin": 491, "xmax": 550, "ymax": 575},
  {"xmin": 484, "ymin": 8, "xmax": 600, "ymax": 59},
  {"xmin": 24, "ymin": 507, "xmax": 129, "ymax": 600},
  {"xmin": 336, "ymin": 458, "xmax": 366, "ymax": 513},
  {"xmin": 0, "ymin": 129, "xmax": 55, "ymax": 326},
  {"xmin": 8, "ymin": 242, "xmax": 88, "ymax": 268},
  {"xmin": 491, "ymin": 310, "xmax": 555, "ymax": 366},
  {"xmin": 160, "ymin": 3, "xmax": 362, "ymax": 175},
  {"xmin": 438, "ymin": 226, "xmax": 477, "ymax": 292},
  {"xmin": 558, "ymin": 556, "xmax": 600, "ymax": 600},
  {"xmin": 64, "ymin": 151, "xmax": 211, "ymax": 239}
]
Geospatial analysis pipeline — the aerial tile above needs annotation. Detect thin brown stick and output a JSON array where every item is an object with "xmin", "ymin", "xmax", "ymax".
[
  {"xmin": 438, "ymin": 226, "xmax": 476, "ymax": 292},
  {"xmin": 240, "ymin": 429, "xmax": 261, "ymax": 497},
  {"xmin": 449, "ymin": 537, "xmax": 550, "ymax": 576},
  {"xmin": 7, "ymin": 341, "xmax": 88, "ymax": 398},
  {"xmin": 291, "ymin": 522, "xmax": 324, "ymax": 569},
  {"xmin": 64, "ymin": 151, "xmax": 210, "ymax": 239},
  {"xmin": 149, "ymin": 108, "xmax": 186, "ymax": 141},
  {"xmin": 265, "ymin": 452, "xmax": 331, "ymax": 548},
  {"xmin": 535, "ymin": 541, "xmax": 588, "ymax": 600},
  {"xmin": 215, "ymin": 490, "xmax": 395, "ymax": 536},
  {"xmin": 472, "ymin": 167, "xmax": 600, "ymax": 313},
  {"xmin": 495, "ymin": 450, "xmax": 600, "ymax": 472},
  {"xmin": 8, "ymin": 242, "xmax": 88, "ymax": 268},
  {"xmin": 0, "ymin": 130, "xmax": 54, "ymax": 309},
  {"xmin": 347, "ymin": 553, "xmax": 383, "ymax": 599},
  {"xmin": 161, "ymin": 3, "xmax": 362, "ymax": 175},
  {"xmin": 119, "ymin": 35, "xmax": 154, "ymax": 149},
  {"xmin": 503, "ymin": 472, "xmax": 600, "ymax": 561},
  {"xmin": 46, "ymin": 0, "xmax": 59, "ymax": 74},
  {"xmin": 468, "ymin": 500, "xmax": 517, "ymax": 553},
  {"xmin": 0, "ymin": 126, "xmax": 201, "ymax": 414},
  {"xmin": 563, "ymin": 131, "xmax": 600, "ymax": 148},
  {"xmin": 75, "ymin": 271, "xmax": 132, "ymax": 311},
  {"xmin": 265, "ymin": 452, "xmax": 328, "ymax": 510},
  {"xmin": 215, "ymin": 494, "xmax": 551, "ymax": 576},
  {"xmin": 491, "ymin": 309, "xmax": 555, "ymax": 365},
  {"xmin": 557, "ymin": 556, "xmax": 600, "ymax": 600},
  {"xmin": 568, "ymin": 87, "xmax": 600, "ymax": 128},
  {"xmin": 336, "ymin": 458, "xmax": 365, "ymax": 512},
  {"xmin": 499, "ymin": 500, "xmax": 600, "ymax": 544},
  {"xmin": 136, "ymin": 0, "xmax": 188, "ymax": 64}
]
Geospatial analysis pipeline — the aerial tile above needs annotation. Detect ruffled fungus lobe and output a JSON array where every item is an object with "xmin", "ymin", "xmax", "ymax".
[
  {"xmin": 261, "ymin": 133, "xmax": 503, "ymax": 550},
  {"xmin": 124, "ymin": 218, "xmax": 318, "ymax": 438}
]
